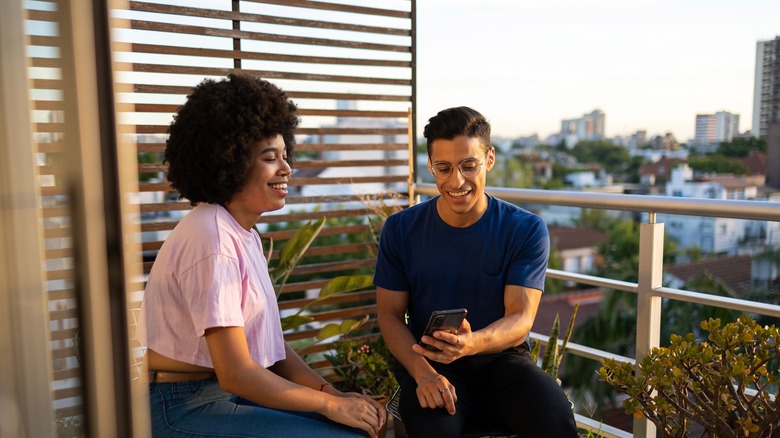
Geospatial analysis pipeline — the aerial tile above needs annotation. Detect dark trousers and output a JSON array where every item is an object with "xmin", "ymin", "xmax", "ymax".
[{"xmin": 397, "ymin": 346, "xmax": 578, "ymax": 438}]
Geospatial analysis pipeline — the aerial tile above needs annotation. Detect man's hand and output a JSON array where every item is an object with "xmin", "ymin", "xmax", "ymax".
[
  {"xmin": 412, "ymin": 319, "xmax": 473, "ymax": 364},
  {"xmin": 414, "ymin": 372, "xmax": 458, "ymax": 415}
]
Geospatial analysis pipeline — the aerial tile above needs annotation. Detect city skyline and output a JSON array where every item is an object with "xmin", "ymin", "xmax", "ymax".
[{"xmin": 415, "ymin": 0, "xmax": 780, "ymax": 142}]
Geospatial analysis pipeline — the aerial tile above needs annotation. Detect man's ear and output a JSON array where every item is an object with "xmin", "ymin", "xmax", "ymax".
[{"xmin": 486, "ymin": 147, "xmax": 496, "ymax": 171}]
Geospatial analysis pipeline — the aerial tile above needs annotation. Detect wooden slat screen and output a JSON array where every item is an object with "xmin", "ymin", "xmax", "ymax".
[
  {"xmin": 25, "ymin": 0, "xmax": 415, "ymax": 425},
  {"xmin": 111, "ymin": 0, "xmax": 415, "ymax": 372},
  {"xmin": 25, "ymin": 1, "xmax": 86, "ymax": 422}
]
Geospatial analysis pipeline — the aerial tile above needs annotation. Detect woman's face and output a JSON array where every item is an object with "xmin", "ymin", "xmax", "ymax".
[{"xmin": 225, "ymin": 134, "xmax": 291, "ymax": 230}]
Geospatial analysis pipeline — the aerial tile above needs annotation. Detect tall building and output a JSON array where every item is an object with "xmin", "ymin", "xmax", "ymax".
[
  {"xmin": 752, "ymin": 36, "xmax": 780, "ymax": 139},
  {"xmin": 693, "ymin": 111, "xmax": 740, "ymax": 145},
  {"xmin": 560, "ymin": 109, "xmax": 605, "ymax": 146}
]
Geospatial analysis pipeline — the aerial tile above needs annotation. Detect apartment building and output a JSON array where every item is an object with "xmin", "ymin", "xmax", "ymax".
[{"xmin": 752, "ymin": 36, "xmax": 780, "ymax": 139}]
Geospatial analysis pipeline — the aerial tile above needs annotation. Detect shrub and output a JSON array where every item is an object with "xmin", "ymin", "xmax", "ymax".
[{"xmin": 599, "ymin": 316, "xmax": 780, "ymax": 438}]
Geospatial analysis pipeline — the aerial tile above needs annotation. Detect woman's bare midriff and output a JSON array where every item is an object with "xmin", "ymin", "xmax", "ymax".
[{"xmin": 146, "ymin": 349, "xmax": 214, "ymax": 372}]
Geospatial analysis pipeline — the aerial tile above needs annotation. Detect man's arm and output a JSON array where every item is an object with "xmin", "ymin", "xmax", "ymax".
[
  {"xmin": 472, "ymin": 285, "xmax": 542, "ymax": 352},
  {"xmin": 414, "ymin": 285, "xmax": 542, "ymax": 359},
  {"xmin": 376, "ymin": 287, "xmax": 457, "ymax": 415}
]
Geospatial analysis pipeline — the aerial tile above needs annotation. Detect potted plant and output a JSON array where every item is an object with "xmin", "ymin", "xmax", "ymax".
[
  {"xmin": 262, "ymin": 217, "xmax": 374, "ymax": 350},
  {"xmin": 599, "ymin": 315, "xmax": 780, "ymax": 437},
  {"xmin": 324, "ymin": 334, "xmax": 399, "ymax": 437},
  {"xmin": 324, "ymin": 333, "xmax": 399, "ymax": 401}
]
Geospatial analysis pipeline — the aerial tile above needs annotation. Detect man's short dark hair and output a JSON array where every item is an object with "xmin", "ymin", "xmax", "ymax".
[
  {"xmin": 423, "ymin": 106, "xmax": 491, "ymax": 156},
  {"xmin": 164, "ymin": 73, "xmax": 300, "ymax": 205}
]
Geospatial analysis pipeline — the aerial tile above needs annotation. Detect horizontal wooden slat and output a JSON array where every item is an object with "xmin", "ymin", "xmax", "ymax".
[
  {"xmin": 293, "ymin": 158, "xmax": 407, "ymax": 168},
  {"xmin": 128, "ymin": 43, "xmax": 410, "ymax": 68},
  {"xmin": 54, "ymin": 405, "xmax": 84, "ymax": 419},
  {"xmin": 294, "ymin": 143, "xmax": 409, "ymax": 152},
  {"xmin": 33, "ymin": 100, "xmax": 65, "ymax": 110},
  {"xmin": 287, "ymin": 259, "xmax": 375, "ymax": 276},
  {"xmin": 53, "ymin": 386, "xmax": 82, "ymax": 401},
  {"xmin": 136, "ymin": 158, "xmax": 407, "ymax": 173},
  {"xmin": 271, "ymin": 242, "xmax": 372, "ymax": 260},
  {"xmin": 47, "ymin": 269, "xmax": 74, "ymax": 281},
  {"xmin": 137, "ymin": 201, "xmax": 191, "ymax": 214},
  {"xmin": 144, "ymin": 255, "xmax": 374, "ymax": 275},
  {"xmin": 44, "ymin": 227, "xmax": 72, "ymax": 239},
  {"xmin": 243, "ymin": 0, "xmax": 410, "ymax": 19},
  {"xmin": 136, "ymin": 142, "xmax": 410, "ymax": 153},
  {"xmin": 135, "ymin": 125, "xmax": 408, "ymax": 136},
  {"xmin": 132, "ymin": 84, "xmax": 410, "ymax": 102},
  {"xmin": 50, "ymin": 308, "xmax": 79, "ymax": 322},
  {"xmin": 30, "ymin": 57, "xmax": 62, "ymax": 68},
  {"xmin": 128, "ymin": 3, "xmax": 410, "ymax": 37},
  {"xmin": 31, "ymin": 78, "xmax": 63, "ymax": 89},
  {"xmin": 42, "ymin": 206, "xmax": 69, "ymax": 218},
  {"xmin": 52, "ymin": 345, "xmax": 76, "ymax": 360},
  {"xmin": 141, "ymin": 222, "xmax": 374, "ymax": 257},
  {"xmin": 130, "ymin": 63, "xmax": 411, "ymax": 87},
  {"xmin": 129, "ymin": 20, "xmax": 410, "ymax": 53},
  {"xmin": 53, "ymin": 366, "xmax": 82, "ymax": 382},
  {"xmin": 27, "ymin": 35, "xmax": 60, "ymax": 46},
  {"xmin": 34, "ymin": 123, "xmax": 65, "ymax": 133},
  {"xmin": 40, "ymin": 186, "xmax": 67, "ymax": 196},
  {"xmin": 259, "ymin": 208, "xmax": 373, "ymax": 224},
  {"xmin": 132, "ymin": 104, "xmax": 407, "ymax": 119},
  {"xmin": 35, "ymin": 142, "xmax": 63, "ymax": 153},
  {"xmin": 48, "ymin": 288, "xmax": 76, "ymax": 301},
  {"xmin": 46, "ymin": 248, "xmax": 72, "ymax": 259},
  {"xmin": 290, "ymin": 175, "xmax": 407, "ymax": 186},
  {"xmin": 283, "ymin": 307, "xmax": 377, "ymax": 342},
  {"xmin": 278, "ymin": 290, "xmax": 376, "ymax": 310},
  {"xmin": 51, "ymin": 327, "xmax": 79, "ymax": 342}
]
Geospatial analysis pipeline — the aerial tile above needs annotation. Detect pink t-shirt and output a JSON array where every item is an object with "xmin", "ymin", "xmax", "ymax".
[{"xmin": 138, "ymin": 203, "xmax": 286, "ymax": 368}]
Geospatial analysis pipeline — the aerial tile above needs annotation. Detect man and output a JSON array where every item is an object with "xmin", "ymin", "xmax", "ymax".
[{"xmin": 374, "ymin": 107, "xmax": 578, "ymax": 437}]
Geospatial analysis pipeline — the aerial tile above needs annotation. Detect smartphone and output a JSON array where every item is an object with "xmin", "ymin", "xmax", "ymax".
[{"xmin": 419, "ymin": 308, "xmax": 467, "ymax": 352}]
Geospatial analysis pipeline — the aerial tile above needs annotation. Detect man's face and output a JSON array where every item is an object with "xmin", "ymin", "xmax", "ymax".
[{"xmin": 428, "ymin": 135, "xmax": 494, "ymax": 227}]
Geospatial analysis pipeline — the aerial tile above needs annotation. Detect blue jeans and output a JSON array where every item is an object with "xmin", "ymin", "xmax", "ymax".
[{"xmin": 148, "ymin": 375, "xmax": 365, "ymax": 437}]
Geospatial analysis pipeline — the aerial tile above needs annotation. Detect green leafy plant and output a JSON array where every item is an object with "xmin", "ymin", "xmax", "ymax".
[
  {"xmin": 531, "ymin": 303, "xmax": 579, "ymax": 382},
  {"xmin": 324, "ymin": 334, "xmax": 399, "ymax": 399},
  {"xmin": 262, "ymin": 217, "xmax": 373, "ymax": 349},
  {"xmin": 599, "ymin": 315, "xmax": 780, "ymax": 438}
]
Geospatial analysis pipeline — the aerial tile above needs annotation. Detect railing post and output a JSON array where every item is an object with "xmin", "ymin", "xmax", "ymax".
[{"xmin": 633, "ymin": 213, "xmax": 664, "ymax": 437}]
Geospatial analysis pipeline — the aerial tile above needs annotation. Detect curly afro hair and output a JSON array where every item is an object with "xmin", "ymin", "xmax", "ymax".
[{"xmin": 164, "ymin": 74, "xmax": 300, "ymax": 205}]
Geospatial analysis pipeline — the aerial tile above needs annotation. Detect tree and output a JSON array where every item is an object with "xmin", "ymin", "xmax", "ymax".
[
  {"xmin": 717, "ymin": 137, "xmax": 767, "ymax": 157},
  {"xmin": 545, "ymin": 247, "xmax": 564, "ymax": 295},
  {"xmin": 562, "ymin": 212, "xmax": 678, "ymax": 413},
  {"xmin": 687, "ymin": 154, "xmax": 747, "ymax": 175},
  {"xmin": 486, "ymin": 154, "xmax": 534, "ymax": 188},
  {"xmin": 569, "ymin": 139, "xmax": 630, "ymax": 174}
]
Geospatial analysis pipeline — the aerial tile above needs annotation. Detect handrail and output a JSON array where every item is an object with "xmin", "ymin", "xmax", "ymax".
[
  {"xmin": 416, "ymin": 184, "xmax": 780, "ymax": 221},
  {"xmin": 416, "ymin": 182, "xmax": 780, "ymax": 437}
]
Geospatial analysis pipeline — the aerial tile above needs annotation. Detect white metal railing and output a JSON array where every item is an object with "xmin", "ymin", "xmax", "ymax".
[{"xmin": 417, "ymin": 183, "xmax": 780, "ymax": 437}]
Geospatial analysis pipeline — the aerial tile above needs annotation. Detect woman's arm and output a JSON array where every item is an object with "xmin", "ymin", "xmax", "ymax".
[
  {"xmin": 205, "ymin": 326, "xmax": 383, "ymax": 436},
  {"xmin": 269, "ymin": 342, "xmax": 332, "ymax": 391}
]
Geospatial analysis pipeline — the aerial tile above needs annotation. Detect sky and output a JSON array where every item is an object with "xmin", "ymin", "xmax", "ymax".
[{"xmin": 414, "ymin": 0, "xmax": 780, "ymax": 142}]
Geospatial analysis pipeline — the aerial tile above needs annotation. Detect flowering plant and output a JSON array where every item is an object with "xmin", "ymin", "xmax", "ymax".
[{"xmin": 325, "ymin": 334, "xmax": 399, "ymax": 399}]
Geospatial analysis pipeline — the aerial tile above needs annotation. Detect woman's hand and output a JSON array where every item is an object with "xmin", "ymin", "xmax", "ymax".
[{"xmin": 322, "ymin": 392, "xmax": 385, "ymax": 437}]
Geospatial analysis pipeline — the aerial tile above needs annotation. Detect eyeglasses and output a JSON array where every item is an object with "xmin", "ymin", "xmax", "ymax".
[{"xmin": 428, "ymin": 150, "xmax": 490, "ymax": 180}]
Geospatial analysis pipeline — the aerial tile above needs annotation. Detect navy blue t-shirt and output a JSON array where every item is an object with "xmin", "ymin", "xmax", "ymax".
[{"xmin": 373, "ymin": 194, "xmax": 550, "ymax": 342}]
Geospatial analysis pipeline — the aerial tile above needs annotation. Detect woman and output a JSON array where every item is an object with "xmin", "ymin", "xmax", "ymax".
[{"xmin": 138, "ymin": 74, "xmax": 385, "ymax": 437}]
